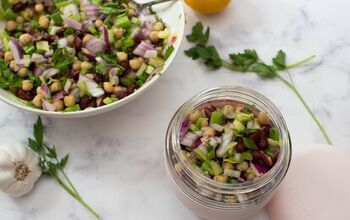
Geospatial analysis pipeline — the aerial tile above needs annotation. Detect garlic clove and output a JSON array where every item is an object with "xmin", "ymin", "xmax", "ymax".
[
  {"xmin": 4, "ymin": 181, "xmax": 35, "ymax": 197},
  {"xmin": 0, "ymin": 150, "xmax": 13, "ymax": 170},
  {"xmin": 0, "ymin": 171, "xmax": 16, "ymax": 189},
  {"xmin": 8, "ymin": 143, "xmax": 29, "ymax": 162}
]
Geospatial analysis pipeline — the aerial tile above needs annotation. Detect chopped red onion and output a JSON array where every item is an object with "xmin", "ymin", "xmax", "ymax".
[
  {"xmin": 133, "ymin": 41, "xmax": 154, "ymax": 56},
  {"xmin": 40, "ymin": 84, "xmax": 51, "ymax": 98},
  {"xmin": 62, "ymin": 16, "xmax": 83, "ymax": 30},
  {"xmin": 33, "ymin": 66, "xmax": 44, "ymax": 76},
  {"xmin": 102, "ymin": 26, "xmax": 111, "ymax": 52},
  {"xmin": 144, "ymin": 50, "xmax": 157, "ymax": 58},
  {"xmin": 64, "ymin": 79, "xmax": 72, "ymax": 93},
  {"xmin": 250, "ymin": 161, "xmax": 269, "ymax": 176},
  {"xmin": 53, "ymin": 92, "xmax": 64, "ymax": 101},
  {"xmin": 42, "ymin": 99, "xmax": 56, "ymax": 112},
  {"xmin": 9, "ymin": 39, "xmax": 23, "ymax": 61},
  {"xmin": 45, "ymin": 49, "xmax": 54, "ymax": 57},
  {"xmin": 31, "ymin": 53, "xmax": 47, "ymax": 63},
  {"xmin": 79, "ymin": 74, "xmax": 105, "ymax": 97},
  {"xmin": 85, "ymin": 38, "xmax": 106, "ymax": 55},
  {"xmin": 42, "ymin": 68, "xmax": 59, "ymax": 79},
  {"xmin": 180, "ymin": 132, "xmax": 198, "ymax": 147},
  {"xmin": 96, "ymin": 96, "xmax": 104, "ymax": 107},
  {"xmin": 224, "ymin": 169, "xmax": 241, "ymax": 178},
  {"xmin": 210, "ymin": 123, "xmax": 224, "ymax": 132},
  {"xmin": 63, "ymin": 4, "xmax": 80, "ymax": 16},
  {"xmin": 81, "ymin": 48, "xmax": 96, "ymax": 61}
]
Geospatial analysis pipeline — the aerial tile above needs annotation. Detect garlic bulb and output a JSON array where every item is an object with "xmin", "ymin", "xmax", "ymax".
[{"xmin": 0, "ymin": 143, "xmax": 42, "ymax": 197}]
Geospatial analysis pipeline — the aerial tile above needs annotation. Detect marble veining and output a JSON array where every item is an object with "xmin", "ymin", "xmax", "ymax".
[{"xmin": 1, "ymin": 0, "xmax": 350, "ymax": 219}]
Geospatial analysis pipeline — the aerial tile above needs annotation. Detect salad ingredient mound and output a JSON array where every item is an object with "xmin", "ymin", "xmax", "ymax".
[
  {"xmin": 179, "ymin": 101, "xmax": 281, "ymax": 184},
  {"xmin": 0, "ymin": 0, "xmax": 175, "ymax": 112}
]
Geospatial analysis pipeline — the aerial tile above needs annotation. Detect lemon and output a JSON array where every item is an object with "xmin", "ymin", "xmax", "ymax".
[{"xmin": 184, "ymin": 0, "xmax": 231, "ymax": 14}]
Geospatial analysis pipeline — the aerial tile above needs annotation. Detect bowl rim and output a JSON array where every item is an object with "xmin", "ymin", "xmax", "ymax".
[{"xmin": 0, "ymin": 1, "xmax": 185, "ymax": 117}]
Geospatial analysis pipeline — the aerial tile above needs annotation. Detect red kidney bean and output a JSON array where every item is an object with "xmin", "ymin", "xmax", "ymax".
[
  {"xmin": 43, "ymin": 33, "xmax": 54, "ymax": 43},
  {"xmin": 236, "ymin": 138, "xmax": 246, "ymax": 153},
  {"xmin": 252, "ymin": 151, "xmax": 272, "ymax": 167},
  {"xmin": 56, "ymin": 28, "xmax": 66, "ymax": 38},
  {"xmin": 126, "ymin": 87, "xmax": 135, "ymax": 95},
  {"xmin": 259, "ymin": 137, "xmax": 268, "ymax": 150},
  {"xmin": 16, "ymin": 89, "xmax": 33, "ymax": 101},
  {"xmin": 115, "ymin": 90, "xmax": 128, "ymax": 100},
  {"xmin": 74, "ymin": 37, "xmax": 82, "ymax": 50},
  {"xmin": 70, "ymin": 70, "xmax": 80, "ymax": 81},
  {"xmin": 87, "ymin": 98, "xmax": 97, "ymax": 108},
  {"xmin": 260, "ymin": 125, "xmax": 270, "ymax": 137},
  {"xmin": 248, "ymin": 131, "xmax": 261, "ymax": 145},
  {"xmin": 93, "ymin": 74, "xmax": 103, "ymax": 83},
  {"xmin": 204, "ymin": 105, "xmax": 216, "ymax": 118},
  {"xmin": 12, "ymin": 2, "xmax": 27, "ymax": 12}
]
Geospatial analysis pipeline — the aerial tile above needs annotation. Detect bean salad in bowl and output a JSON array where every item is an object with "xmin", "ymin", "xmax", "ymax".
[{"xmin": 0, "ymin": 0, "xmax": 178, "ymax": 113}]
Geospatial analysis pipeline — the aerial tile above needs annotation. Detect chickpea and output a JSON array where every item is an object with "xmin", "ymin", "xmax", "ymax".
[
  {"xmin": 95, "ymin": 19, "xmax": 103, "ymax": 28},
  {"xmin": 4, "ymin": 51, "xmax": 14, "ymax": 62},
  {"xmin": 18, "ymin": 68, "xmax": 29, "ymax": 78},
  {"xmin": 22, "ymin": 80, "xmax": 33, "ymax": 92},
  {"xmin": 53, "ymin": 100, "xmax": 64, "ymax": 111},
  {"xmin": 149, "ymin": 31, "xmax": 159, "ymax": 43},
  {"xmin": 39, "ymin": 16, "xmax": 50, "ymax": 29},
  {"xmin": 213, "ymin": 175, "xmax": 227, "ymax": 183},
  {"xmin": 113, "ymin": 28, "xmax": 124, "ymax": 39},
  {"xmin": 117, "ymin": 52, "xmax": 128, "ymax": 62},
  {"xmin": 64, "ymin": 95, "xmax": 76, "ymax": 107},
  {"xmin": 199, "ymin": 118, "xmax": 209, "ymax": 127},
  {"xmin": 129, "ymin": 58, "xmax": 143, "ymax": 71},
  {"xmin": 113, "ymin": 86, "xmax": 125, "ymax": 94},
  {"xmin": 236, "ymin": 161, "xmax": 249, "ymax": 172},
  {"xmin": 32, "ymin": 94, "xmax": 43, "ymax": 108},
  {"xmin": 5, "ymin": 20, "xmax": 16, "ymax": 32},
  {"xmin": 128, "ymin": 9, "xmax": 136, "ymax": 16},
  {"xmin": 72, "ymin": 60, "xmax": 82, "ymax": 71},
  {"xmin": 36, "ymin": 86, "xmax": 43, "ymax": 96},
  {"xmin": 82, "ymin": 34, "xmax": 93, "ymax": 45},
  {"xmin": 81, "ymin": 61, "xmax": 92, "ymax": 71},
  {"xmin": 103, "ymin": 82, "xmax": 114, "ymax": 93},
  {"xmin": 34, "ymin": 3, "xmax": 45, "ymax": 14},
  {"xmin": 66, "ymin": 35, "xmax": 75, "ymax": 45},
  {"xmin": 203, "ymin": 127, "xmax": 216, "ymax": 137},
  {"xmin": 223, "ymin": 162, "xmax": 234, "ymax": 170},
  {"xmin": 246, "ymin": 173, "xmax": 256, "ymax": 181},
  {"xmin": 50, "ymin": 82, "xmax": 62, "ymax": 93},
  {"xmin": 16, "ymin": 16, "xmax": 24, "ymax": 24},
  {"xmin": 153, "ymin": 22, "xmax": 164, "ymax": 31},
  {"xmin": 9, "ymin": 60, "xmax": 16, "ymax": 70},
  {"xmin": 24, "ymin": 8, "xmax": 34, "ymax": 19},
  {"xmin": 189, "ymin": 110, "xmax": 201, "ymax": 122},
  {"xmin": 85, "ymin": 74, "xmax": 94, "ymax": 79},
  {"xmin": 19, "ymin": 33, "xmax": 33, "ymax": 46},
  {"xmin": 258, "ymin": 111, "xmax": 270, "ymax": 125}
]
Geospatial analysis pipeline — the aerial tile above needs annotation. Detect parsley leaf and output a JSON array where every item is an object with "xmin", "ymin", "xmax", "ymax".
[
  {"xmin": 186, "ymin": 22, "xmax": 210, "ymax": 45},
  {"xmin": 272, "ymin": 50, "xmax": 287, "ymax": 69},
  {"xmin": 229, "ymin": 49, "xmax": 259, "ymax": 72},
  {"xmin": 0, "ymin": 59, "xmax": 22, "ymax": 89},
  {"xmin": 253, "ymin": 63, "xmax": 277, "ymax": 78},
  {"xmin": 242, "ymin": 137, "xmax": 258, "ymax": 150},
  {"xmin": 27, "ymin": 117, "xmax": 100, "ymax": 218},
  {"xmin": 185, "ymin": 45, "xmax": 222, "ymax": 69},
  {"xmin": 51, "ymin": 49, "xmax": 74, "ymax": 73}
]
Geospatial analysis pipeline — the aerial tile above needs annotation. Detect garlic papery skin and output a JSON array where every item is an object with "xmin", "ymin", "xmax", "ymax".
[{"xmin": 0, "ymin": 143, "xmax": 42, "ymax": 197}]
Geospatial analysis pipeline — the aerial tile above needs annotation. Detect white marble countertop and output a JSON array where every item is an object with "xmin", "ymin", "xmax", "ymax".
[{"xmin": 1, "ymin": 0, "xmax": 350, "ymax": 219}]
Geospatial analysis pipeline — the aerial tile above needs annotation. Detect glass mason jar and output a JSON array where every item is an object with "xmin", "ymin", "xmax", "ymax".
[{"xmin": 165, "ymin": 86, "xmax": 292, "ymax": 220}]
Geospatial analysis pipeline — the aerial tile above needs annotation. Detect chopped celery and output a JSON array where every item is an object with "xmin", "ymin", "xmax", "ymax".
[
  {"xmin": 189, "ymin": 124, "xmax": 199, "ymax": 132},
  {"xmin": 269, "ymin": 128, "xmax": 280, "ymax": 141},
  {"xmin": 23, "ymin": 55, "xmax": 31, "ymax": 67},
  {"xmin": 64, "ymin": 104, "xmax": 81, "ymax": 112},
  {"xmin": 149, "ymin": 57, "xmax": 164, "ymax": 67},
  {"xmin": 164, "ymin": 45, "xmax": 174, "ymax": 60},
  {"xmin": 233, "ymin": 119, "xmax": 245, "ymax": 133},
  {"xmin": 36, "ymin": 41, "xmax": 50, "ymax": 52},
  {"xmin": 136, "ymin": 63, "xmax": 147, "ymax": 77},
  {"xmin": 201, "ymin": 161, "xmax": 212, "ymax": 174},
  {"xmin": 0, "ymin": 29, "xmax": 10, "ymax": 51},
  {"xmin": 194, "ymin": 148, "xmax": 207, "ymax": 162},
  {"xmin": 158, "ymin": 28, "xmax": 170, "ymax": 39},
  {"xmin": 116, "ymin": 15, "xmax": 132, "ymax": 29},
  {"xmin": 209, "ymin": 161, "xmax": 223, "ymax": 176},
  {"xmin": 120, "ymin": 76, "xmax": 135, "ymax": 87},
  {"xmin": 88, "ymin": 25, "xmax": 97, "ymax": 34},
  {"xmin": 145, "ymin": 65, "xmax": 155, "ymax": 74},
  {"xmin": 49, "ymin": 26, "xmax": 62, "ymax": 35},
  {"xmin": 51, "ymin": 12, "xmax": 63, "ymax": 25},
  {"xmin": 103, "ymin": 95, "xmax": 118, "ymax": 105},
  {"xmin": 196, "ymin": 118, "xmax": 208, "ymax": 128},
  {"xmin": 131, "ymin": 17, "xmax": 140, "ymax": 25},
  {"xmin": 122, "ymin": 37, "xmax": 135, "ymax": 51},
  {"xmin": 236, "ymin": 112, "xmax": 253, "ymax": 123},
  {"xmin": 2, "ymin": 9, "xmax": 16, "ymax": 20},
  {"xmin": 210, "ymin": 111, "xmax": 224, "ymax": 125},
  {"xmin": 78, "ymin": 81, "xmax": 91, "ymax": 97},
  {"xmin": 207, "ymin": 146, "xmax": 215, "ymax": 160},
  {"xmin": 240, "ymin": 151, "xmax": 253, "ymax": 162}
]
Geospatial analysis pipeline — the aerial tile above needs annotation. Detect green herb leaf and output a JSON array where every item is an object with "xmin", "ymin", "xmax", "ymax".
[
  {"xmin": 33, "ymin": 117, "xmax": 44, "ymax": 148},
  {"xmin": 272, "ymin": 50, "xmax": 287, "ymax": 70},
  {"xmin": 0, "ymin": 60, "xmax": 22, "ymax": 89},
  {"xmin": 186, "ymin": 22, "xmax": 210, "ymax": 45},
  {"xmin": 185, "ymin": 45, "xmax": 222, "ymax": 69},
  {"xmin": 59, "ymin": 154, "xmax": 69, "ymax": 169},
  {"xmin": 229, "ymin": 49, "xmax": 259, "ymax": 71},
  {"xmin": 242, "ymin": 137, "xmax": 258, "ymax": 150},
  {"xmin": 52, "ymin": 49, "xmax": 74, "ymax": 73},
  {"xmin": 164, "ymin": 45, "xmax": 174, "ymax": 60},
  {"xmin": 252, "ymin": 63, "xmax": 277, "ymax": 78},
  {"xmin": 269, "ymin": 127, "xmax": 280, "ymax": 141}
]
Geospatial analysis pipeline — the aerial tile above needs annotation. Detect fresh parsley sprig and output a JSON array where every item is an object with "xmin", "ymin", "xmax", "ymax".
[
  {"xmin": 185, "ymin": 22, "xmax": 332, "ymax": 144},
  {"xmin": 28, "ymin": 117, "xmax": 100, "ymax": 219}
]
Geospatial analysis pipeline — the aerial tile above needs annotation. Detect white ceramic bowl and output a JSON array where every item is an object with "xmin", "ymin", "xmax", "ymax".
[{"xmin": 0, "ymin": 1, "xmax": 185, "ymax": 118}]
